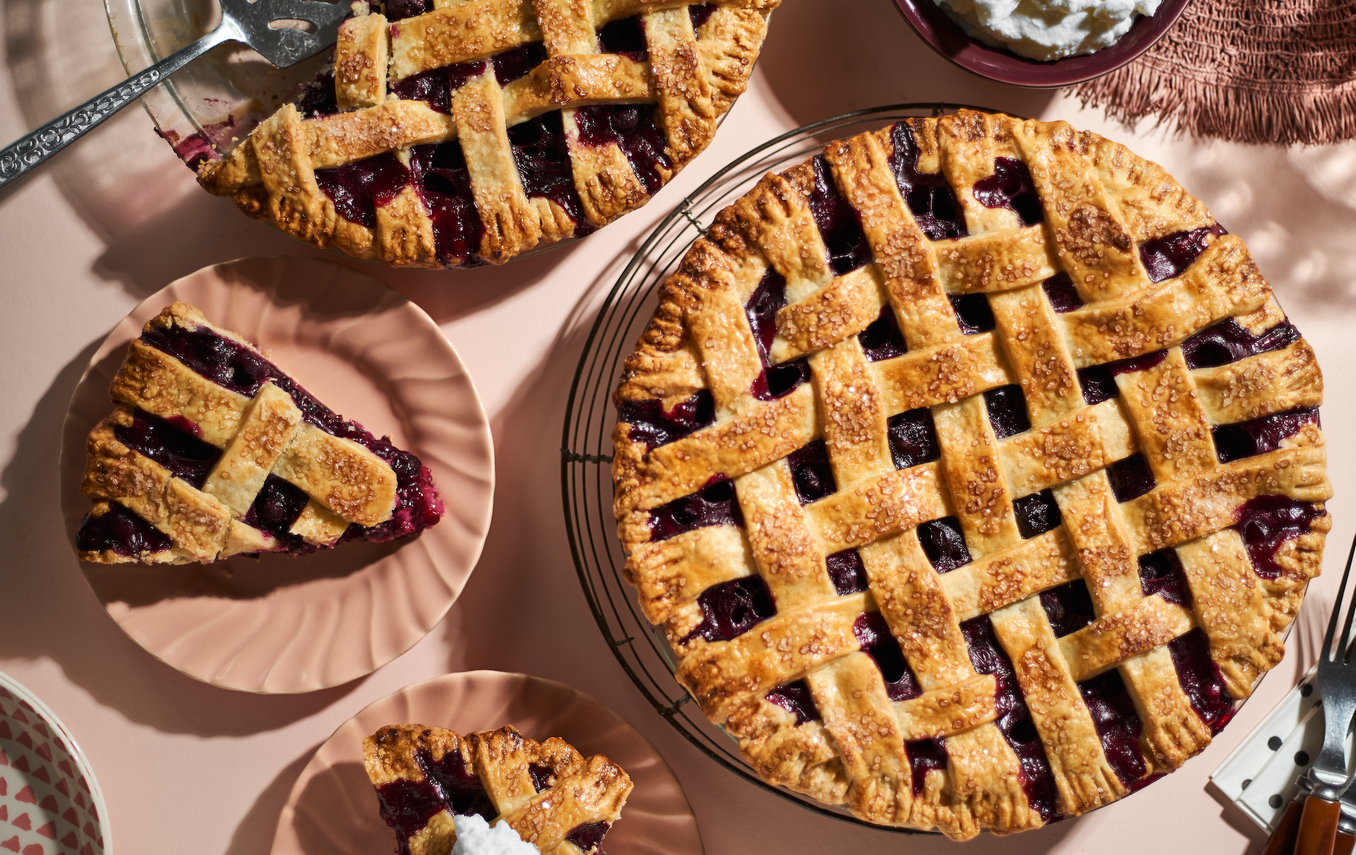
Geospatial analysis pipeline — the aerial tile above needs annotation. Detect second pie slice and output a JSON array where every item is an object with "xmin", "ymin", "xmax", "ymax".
[{"xmin": 75, "ymin": 302, "xmax": 444, "ymax": 564}]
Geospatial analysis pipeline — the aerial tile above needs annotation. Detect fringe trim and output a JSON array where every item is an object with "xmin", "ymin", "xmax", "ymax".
[{"xmin": 1072, "ymin": 0, "xmax": 1356, "ymax": 146}]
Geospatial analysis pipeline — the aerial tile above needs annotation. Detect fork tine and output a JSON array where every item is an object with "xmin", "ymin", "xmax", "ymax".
[
  {"xmin": 1324, "ymin": 533, "xmax": 1356, "ymax": 663},
  {"xmin": 1340, "ymin": 534, "xmax": 1356, "ymax": 664}
]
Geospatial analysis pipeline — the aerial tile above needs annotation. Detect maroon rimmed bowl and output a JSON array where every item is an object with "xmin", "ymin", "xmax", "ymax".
[{"xmin": 891, "ymin": 0, "xmax": 1191, "ymax": 88}]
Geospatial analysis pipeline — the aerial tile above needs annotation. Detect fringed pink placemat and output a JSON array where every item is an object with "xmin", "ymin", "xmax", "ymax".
[{"xmin": 1074, "ymin": 0, "xmax": 1356, "ymax": 145}]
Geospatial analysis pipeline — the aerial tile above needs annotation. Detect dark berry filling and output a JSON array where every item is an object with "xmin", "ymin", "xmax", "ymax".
[
  {"xmin": 888, "ymin": 408, "xmax": 940, "ymax": 470},
  {"xmin": 1181, "ymin": 318, "xmax": 1300, "ymax": 370},
  {"xmin": 917, "ymin": 517, "xmax": 971, "ymax": 573},
  {"xmin": 854, "ymin": 612, "xmax": 922, "ymax": 702},
  {"xmin": 527, "ymin": 763, "xmax": 554, "ymax": 793},
  {"xmin": 750, "ymin": 358, "xmax": 811, "ymax": 401},
  {"xmin": 1014, "ymin": 490, "xmax": 1061, "ymax": 539},
  {"xmin": 374, "ymin": 745, "xmax": 495, "ymax": 852},
  {"xmin": 1039, "ymin": 580, "xmax": 1096, "ymax": 637},
  {"xmin": 507, "ymin": 111, "xmax": 593, "ymax": 231},
  {"xmin": 683, "ymin": 576, "xmax": 776, "ymax": 643},
  {"xmin": 243, "ymin": 476, "xmax": 313, "ymax": 552},
  {"xmin": 1234, "ymin": 495, "xmax": 1327, "ymax": 580},
  {"xmin": 384, "ymin": 0, "xmax": 429, "ymax": 22},
  {"xmin": 746, "ymin": 268, "xmax": 787, "ymax": 360},
  {"xmin": 296, "ymin": 71, "xmax": 338, "ymax": 118},
  {"xmin": 906, "ymin": 738, "xmax": 949, "ymax": 797},
  {"xmin": 112, "ymin": 409, "xmax": 221, "ymax": 489},
  {"xmin": 785, "ymin": 440, "xmax": 835, "ymax": 505},
  {"xmin": 572, "ymin": 104, "xmax": 671, "ymax": 194},
  {"xmin": 1212, "ymin": 407, "xmax": 1318, "ymax": 464},
  {"xmin": 826, "ymin": 549, "xmax": 869, "ymax": 595},
  {"xmin": 139, "ymin": 323, "xmax": 444, "ymax": 544},
  {"xmin": 1079, "ymin": 669, "xmax": 1148, "ymax": 786},
  {"xmin": 76, "ymin": 504, "xmax": 173, "ymax": 557},
  {"xmin": 409, "ymin": 142, "xmax": 485, "ymax": 267},
  {"xmin": 1106, "ymin": 453, "xmax": 1156, "ymax": 502},
  {"xmin": 1041, "ymin": 272, "xmax": 1082, "ymax": 313},
  {"xmin": 807, "ymin": 155, "xmax": 872, "ymax": 275},
  {"xmin": 564, "ymin": 822, "xmax": 611, "ymax": 853},
  {"xmin": 493, "ymin": 41, "xmax": 546, "ymax": 86},
  {"xmin": 688, "ymin": 3, "xmax": 717, "ymax": 31},
  {"xmin": 948, "ymin": 293, "xmax": 995, "ymax": 334},
  {"xmin": 1168, "ymin": 628, "xmax": 1235, "ymax": 733},
  {"xmin": 597, "ymin": 14, "xmax": 647, "ymax": 61},
  {"xmin": 1140, "ymin": 224, "xmax": 1227, "ymax": 283},
  {"xmin": 858, "ymin": 307, "xmax": 908, "ymax": 361},
  {"xmin": 1076, "ymin": 350, "xmax": 1168, "ymax": 405},
  {"xmin": 887, "ymin": 121, "xmax": 967, "ymax": 241},
  {"xmin": 391, "ymin": 60, "xmax": 488, "ymax": 114},
  {"xmin": 972, "ymin": 157, "xmax": 1043, "ymax": 227},
  {"xmin": 314, "ymin": 152, "xmax": 411, "ymax": 230},
  {"xmin": 984, "ymin": 384, "xmax": 1030, "ymax": 439},
  {"xmin": 961, "ymin": 615, "xmax": 1061, "ymax": 822},
  {"xmin": 647, "ymin": 478, "xmax": 742, "ymax": 541},
  {"xmin": 766, "ymin": 679, "xmax": 819, "ymax": 725},
  {"xmin": 1138, "ymin": 549, "xmax": 1191, "ymax": 607},
  {"xmin": 617, "ymin": 390, "xmax": 715, "ymax": 449}
]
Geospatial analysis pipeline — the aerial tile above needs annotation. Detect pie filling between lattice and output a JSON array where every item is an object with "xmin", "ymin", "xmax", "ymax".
[{"xmin": 611, "ymin": 112, "xmax": 1331, "ymax": 838}]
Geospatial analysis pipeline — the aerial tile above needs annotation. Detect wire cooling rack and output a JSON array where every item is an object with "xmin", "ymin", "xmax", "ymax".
[{"xmin": 560, "ymin": 103, "xmax": 995, "ymax": 830}]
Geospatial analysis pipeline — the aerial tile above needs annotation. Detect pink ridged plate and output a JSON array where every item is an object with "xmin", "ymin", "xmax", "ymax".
[
  {"xmin": 0, "ymin": 671, "xmax": 109, "ymax": 855},
  {"xmin": 270, "ymin": 671, "xmax": 703, "ymax": 855},
  {"xmin": 58, "ymin": 257, "xmax": 495, "ymax": 693}
]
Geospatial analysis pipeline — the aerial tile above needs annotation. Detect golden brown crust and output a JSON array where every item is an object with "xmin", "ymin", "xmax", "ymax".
[
  {"xmin": 362, "ymin": 724, "xmax": 630, "ymax": 855},
  {"xmin": 197, "ymin": 0, "xmax": 778, "ymax": 268}
]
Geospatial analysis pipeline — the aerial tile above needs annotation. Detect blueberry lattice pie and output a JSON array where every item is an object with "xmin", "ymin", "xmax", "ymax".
[
  {"xmin": 76, "ymin": 302, "xmax": 443, "ymax": 564},
  {"xmin": 364, "ymin": 724, "xmax": 631, "ymax": 854},
  {"xmin": 610, "ymin": 110, "xmax": 1330, "ymax": 837},
  {"xmin": 196, "ymin": 0, "xmax": 778, "ymax": 269}
]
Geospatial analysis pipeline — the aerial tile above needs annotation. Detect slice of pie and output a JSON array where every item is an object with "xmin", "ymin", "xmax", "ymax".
[
  {"xmin": 363, "ymin": 724, "xmax": 631, "ymax": 855},
  {"xmin": 610, "ymin": 110, "xmax": 1330, "ymax": 837},
  {"xmin": 194, "ymin": 0, "xmax": 779, "ymax": 269},
  {"xmin": 76, "ymin": 302, "xmax": 444, "ymax": 564}
]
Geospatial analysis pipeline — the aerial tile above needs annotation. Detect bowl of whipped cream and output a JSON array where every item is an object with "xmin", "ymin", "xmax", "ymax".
[{"xmin": 892, "ymin": 0, "xmax": 1191, "ymax": 86}]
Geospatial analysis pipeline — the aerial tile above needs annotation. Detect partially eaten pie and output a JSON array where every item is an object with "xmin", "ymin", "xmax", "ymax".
[
  {"xmin": 196, "ymin": 0, "xmax": 778, "ymax": 269},
  {"xmin": 364, "ymin": 724, "xmax": 631, "ymax": 854},
  {"xmin": 611, "ymin": 110, "xmax": 1330, "ymax": 837},
  {"xmin": 76, "ymin": 302, "xmax": 444, "ymax": 564}
]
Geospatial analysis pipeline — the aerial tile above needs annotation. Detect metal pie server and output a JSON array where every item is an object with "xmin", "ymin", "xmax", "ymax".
[{"xmin": 0, "ymin": 0, "xmax": 346, "ymax": 190}]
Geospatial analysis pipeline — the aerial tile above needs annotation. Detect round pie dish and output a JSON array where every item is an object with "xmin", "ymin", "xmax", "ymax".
[
  {"xmin": 890, "ymin": 0, "xmax": 1192, "ymax": 87},
  {"xmin": 59, "ymin": 257, "xmax": 495, "ymax": 693},
  {"xmin": 606, "ymin": 109, "xmax": 1329, "ymax": 837},
  {"xmin": 270, "ymin": 671, "xmax": 703, "ymax": 855}
]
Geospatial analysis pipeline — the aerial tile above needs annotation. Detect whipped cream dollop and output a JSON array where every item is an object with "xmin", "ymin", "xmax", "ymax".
[
  {"xmin": 933, "ymin": 0, "xmax": 1164, "ymax": 61},
  {"xmin": 451, "ymin": 815, "xmax": 538, "ymax": 855}
]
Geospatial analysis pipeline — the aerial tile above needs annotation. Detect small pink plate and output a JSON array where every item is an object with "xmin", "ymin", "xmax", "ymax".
[
  {"xmin": 892, "ymin": 0, "xmax": 1191, "ymax": 87},
  {"xmin": 58, "ymin": 258, "xmax": 495, "ymax": 694},
  {"xmin": 270, "ymin": 671, "xmax": 703, "ymax": 855},
  {"xmin": 0, "ymin": 671, "xmax": 109, "ymax": 855}
]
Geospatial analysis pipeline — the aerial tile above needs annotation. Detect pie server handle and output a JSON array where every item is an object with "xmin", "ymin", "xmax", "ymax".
[
  {"xmin": 0, "ymin": 23, "xmax": 235, "ymax": 191},
  {"xmin": 1293, "ymin": 795, "xmax": 1345, "ymax": 855}
]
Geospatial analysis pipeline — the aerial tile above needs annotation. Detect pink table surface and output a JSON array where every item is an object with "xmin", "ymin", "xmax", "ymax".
[{"xmin": 3, "ymin": 2, "xmax": 1355, "ymax": 853}]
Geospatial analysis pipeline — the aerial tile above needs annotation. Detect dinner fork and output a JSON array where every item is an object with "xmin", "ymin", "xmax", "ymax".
[
  {"xmin": 1283, "ymin": 534, "xmax": 1356, "ymax": 855},
  {"xmin": 0, "ymin": 0, "xmax": 347, "ymax": 190}
]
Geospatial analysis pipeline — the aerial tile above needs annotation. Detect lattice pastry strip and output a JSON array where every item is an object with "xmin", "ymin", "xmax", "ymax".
[
  {"xmin": 196, "ymin": 0, "xmax": 777, "ymax": 268},
  {"xmin": 612, "ymin": 111, "xmax": 1331, "ymax": 837}
]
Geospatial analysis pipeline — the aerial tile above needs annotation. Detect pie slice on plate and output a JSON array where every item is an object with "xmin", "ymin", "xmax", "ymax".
[
  {"xmin": 364, "ymin": 723, "xmax": 631, "ymax": 855},
  {"xmin": 76, "ymin": 302, "xmax": 444, "ymax": 564}
]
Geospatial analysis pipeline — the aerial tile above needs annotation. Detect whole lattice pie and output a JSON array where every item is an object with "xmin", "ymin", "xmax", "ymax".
[
  {"xmin": 364, "ymin": 724, "xmax": 631, "ymax": 854},
  {"xmin": 195, "ymin": 0, "xmax": 776, "ymax": 269},
  {"xmin": 610, "ymin": 110, "xmax": 1331, "ymax": 838},
  {"xmin": 76, "ymin": 302, "xmax": 443, "ymax": 564}
]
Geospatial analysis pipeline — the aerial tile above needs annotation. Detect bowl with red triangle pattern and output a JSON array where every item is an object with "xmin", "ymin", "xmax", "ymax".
[{"xmin": 0, "ymin": 672, "xmax": 108, "ymax": 855}]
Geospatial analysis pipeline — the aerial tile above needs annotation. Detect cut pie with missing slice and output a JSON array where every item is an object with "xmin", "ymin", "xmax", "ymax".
[
  {"xmin": 76, "ymin": 302, "xmax": 444, "ymax": 564},
  {"xmin": 364, "ymin": 724, "xmax": 631, "ymax": 855}
]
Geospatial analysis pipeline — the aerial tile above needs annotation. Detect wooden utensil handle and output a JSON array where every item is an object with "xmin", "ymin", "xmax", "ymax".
[
  {"xmin": 1265, "ymin": 801, "xmax": 1304, "ymax": 855},
  {"xmin": 1334, "ymin": 830, "xmax": 1354, "ymax": 855},
  {"xmin": 1294, "ymin": 796, "xmax": 1344, "ymax": 855}
]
